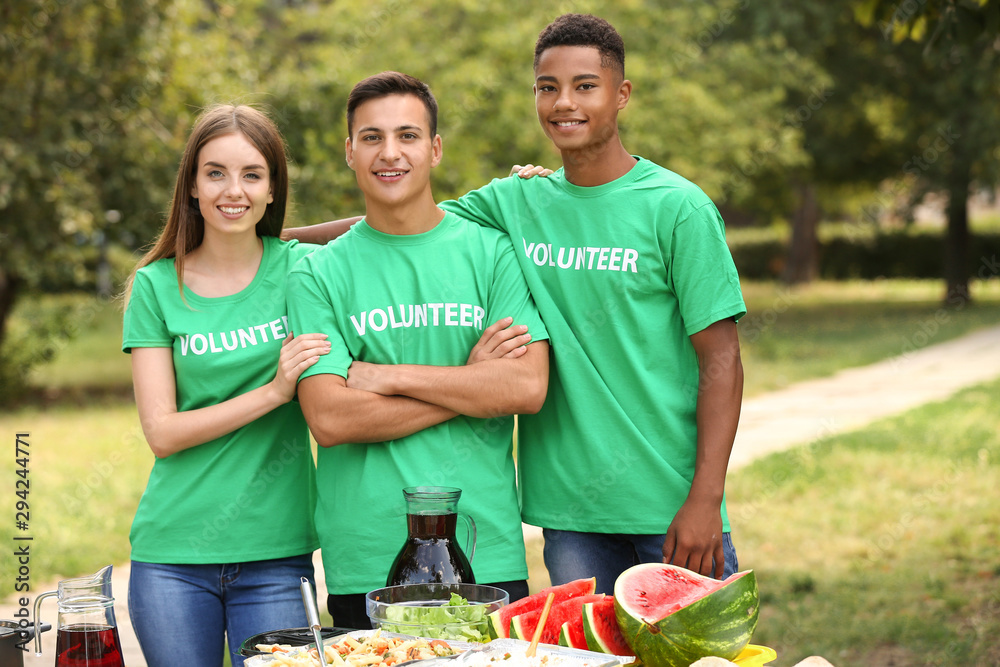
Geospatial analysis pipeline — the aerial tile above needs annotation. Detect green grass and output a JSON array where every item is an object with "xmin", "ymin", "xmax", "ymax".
[
  {"xmin": 25, "ymin": 294, "xmax": 133, "ymax": 393},
  {"xmin": 1, "ymin": 400, "xmax": 149, "ymax": 581},
  {"xmin": 728, "ymin": 377, "xmax": 1000, "ymax": 666}
]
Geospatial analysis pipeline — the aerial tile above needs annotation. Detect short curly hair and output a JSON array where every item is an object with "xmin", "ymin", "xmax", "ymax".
[{"xmin": 533, "ymin": 14, "xmax": 625, "ymax": 79}]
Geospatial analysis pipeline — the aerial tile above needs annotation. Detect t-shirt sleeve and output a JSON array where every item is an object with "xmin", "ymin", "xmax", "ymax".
[
  {"xmin": 282, "ymin": 237, "xmax": 323, "ymax": 262},
  {"xmin": 669, "ymin": 201, "xmax": 747, "ymax": 336},
  {"xmin": 485, "ymin": 236, "xmax": 549, "ymax": 344},
  {"xmin": 122, "ymin": 270, "xmax": 173, "ymax": 353},
  {"xmin": 439, "ymin": 179, "xmax": 509, "ymax": 233},
  {"xmin": 285, "ymin": 259, "xmax": 352, "ymax": 380}
]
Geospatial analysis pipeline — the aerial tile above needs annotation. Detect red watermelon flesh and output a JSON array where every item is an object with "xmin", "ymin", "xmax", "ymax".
[
  {"xmin": 510, "ymin": 594, "xmax": 605, "ymax": 645},
  {"xmin": 486, "ymin": 578, "xmax": 596, "ymax": 639},
  {"xmin": 582, "ymin": 597, "xmax": 634, "ymax": 656},
  {"xmin": 624, "ymin": 566, "xmax": 738, "ymax": 619}
]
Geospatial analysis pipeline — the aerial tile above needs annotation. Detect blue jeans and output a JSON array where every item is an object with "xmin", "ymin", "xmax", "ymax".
[
  {"xmin": 542, "ymin": 530, "xmax": 738, "ymax": 595},
  {"xmin": 128, "ymin": 554, "xmax": 315, "ymax": 667}
]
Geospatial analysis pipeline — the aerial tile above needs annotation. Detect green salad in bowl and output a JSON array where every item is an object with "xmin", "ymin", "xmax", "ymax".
[{"xmin": 366, "ymin": 584, "xmax": 509, "ymax": 643}]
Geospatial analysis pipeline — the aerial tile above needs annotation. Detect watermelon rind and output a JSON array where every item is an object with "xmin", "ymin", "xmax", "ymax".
[
  {"xmin": 486, "ymin": 577, "xmax": 596, "ymax": 639},
  {"xmin": 614, "ymin": 564, "xmax": 759, "ymax": 667},
  {"xmin": 582, "ymin": 597, "xmax": 634, "ymax": 657},
  {"xmin": 557, "ymin": 622, "xmax": 582, "ymax": 649}
]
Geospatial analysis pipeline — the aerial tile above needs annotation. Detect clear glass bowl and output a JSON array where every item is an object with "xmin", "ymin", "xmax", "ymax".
[{"xmin": 365, "ymin": 583, "xmax": 509, "ymax": 643}]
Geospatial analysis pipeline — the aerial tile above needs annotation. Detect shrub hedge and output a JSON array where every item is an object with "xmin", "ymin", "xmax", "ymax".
[{"xmin": 729, "ymin": 231, "xmax": 1000, "ymax": 281}]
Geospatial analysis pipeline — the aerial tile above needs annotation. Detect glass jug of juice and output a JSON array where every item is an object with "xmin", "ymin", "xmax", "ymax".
[
  {"xmin": 33, "ymin": 565, "xmax": 125, "ymax": 666},
  {"xmin": 387, "ymin": 486, "xmax": 477, "ymax": 586}
]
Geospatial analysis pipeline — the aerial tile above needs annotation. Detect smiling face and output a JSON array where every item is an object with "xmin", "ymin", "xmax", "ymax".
[
  {"xmin": 190, "ymin": 132, "xmax": 273, "ymax": 239},
  {"xmin": 533, "ymin": 45, "xmax": 631, "ymax": 158},
  {"xmin": 345, "ymin": 93, "xmax": 442, "ymax": 217}
]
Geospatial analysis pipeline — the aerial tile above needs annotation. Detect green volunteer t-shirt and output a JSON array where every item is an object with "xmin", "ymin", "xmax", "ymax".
[
  {"xmin": 440, "ymin": 157, "xmax": 746, "ymax": 534},
  {"xmin": 122, "ymin": 236, "xmax": 320, "ymax": 563},
  {"xmin": 286, "ymin": 212, "xmax": 549, "ymax": 595}
]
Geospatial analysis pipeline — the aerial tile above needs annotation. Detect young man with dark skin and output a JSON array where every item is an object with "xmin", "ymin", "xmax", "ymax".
[
  {"xmin": 435, "ymin": 14, "xmax": 746, "ymax": 594},
  {"xmin": 285, "ymin": 72, "xmax": 550, "ymax": 628},
  {"xmin": 287, "ymin": 14, "xmax": 745, "ymax": 595}
]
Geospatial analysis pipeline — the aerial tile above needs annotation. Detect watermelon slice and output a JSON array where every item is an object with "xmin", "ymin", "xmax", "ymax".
[
  {"xmin": 510, "ymin": 594, "xmax": 605, "ymax": 645},
  {"xmin": 582, "ymin": 597, "xmax": 634, "ymax": 656},
  {"xmin": 558, "ymin": 614, "xmax": 591, "ymax": 650},
  {"xmin": 614, "ymin": 564, "xmax": 759, "ymax": 666},
  {"xmin": 486, "ymin": 578, "xmax": 596, "ymax": 639}
]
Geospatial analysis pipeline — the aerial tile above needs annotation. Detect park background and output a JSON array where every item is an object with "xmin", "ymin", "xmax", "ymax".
[{"xmin": 2, "ymin": 0, "xmax": 999, "ymax": 665}]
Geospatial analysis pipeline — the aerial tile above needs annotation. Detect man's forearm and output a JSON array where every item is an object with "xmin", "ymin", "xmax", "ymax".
[
  {"xmin": 298, "ymin": 375, "xmax": 455, "ymax": 447},
  {"xmin": 350, "ymin": 342, "xmax": 549, "ymax": 418},
  {"xmin": 689, "ymin": 320, "xmax": 743, "ymax": 505},
  {"xmin": 281, "ymin": 217, "xmax": 362, "ymax": 244}
]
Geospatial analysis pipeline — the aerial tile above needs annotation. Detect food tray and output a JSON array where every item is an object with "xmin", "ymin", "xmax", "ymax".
[
  {"xmin": 456, "ymin": 639, "xmax": 634, "ymax": 667},
  {"xmin": 240, "ymin": 627, "xmax": 359, "ymax": 657},
  {"xmin": 244, "ymin": 629, "xmax": 480, "ymax": 666},
  {"xmin": 244, "ymin": 631, "xmax": 633, "ymax": 667}
]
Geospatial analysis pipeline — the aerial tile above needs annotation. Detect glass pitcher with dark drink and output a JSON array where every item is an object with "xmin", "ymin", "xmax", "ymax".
[
  {"xmin": 33, "ymin": 565, "xmax": 125, "ymax": 666},
  {"xmin": 387, "ymin": 486, "xmax": 477, "ymax": 586}
]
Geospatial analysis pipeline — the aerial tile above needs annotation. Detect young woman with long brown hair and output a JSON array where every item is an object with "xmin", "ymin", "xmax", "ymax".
[{"xmin": 122, "ymin": 104, "xmax": 330, "ymax": 667}]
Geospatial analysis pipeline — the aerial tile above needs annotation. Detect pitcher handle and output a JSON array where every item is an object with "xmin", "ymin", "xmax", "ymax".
[
  {"xmin": 460, "ymin": 513, "xmax": 477, "ymax": 563},
  {"xmin": 33, "ymin": 589, "xmax": 57, "ymax": 656}
]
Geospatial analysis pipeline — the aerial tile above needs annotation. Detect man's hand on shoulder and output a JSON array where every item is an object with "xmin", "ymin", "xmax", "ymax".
[{"xmin": 509, "ymin": 164, "xmax": 554, "ymax": 179}]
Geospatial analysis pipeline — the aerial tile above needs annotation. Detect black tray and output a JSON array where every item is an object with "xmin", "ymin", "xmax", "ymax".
[{"xmin": 240, "ymin": 626, "xmax": 360, "ymax": 657}]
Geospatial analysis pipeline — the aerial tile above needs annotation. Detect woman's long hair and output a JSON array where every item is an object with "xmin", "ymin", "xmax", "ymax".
[{"xmin": 122, "ymin": 104, "xmax": 289, "ymax": 304}]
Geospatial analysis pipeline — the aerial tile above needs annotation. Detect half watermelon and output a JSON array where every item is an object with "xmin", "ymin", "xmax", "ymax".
[
  {"xmin": 486, "ymin": 578, "xmax": 596, "ymax": 639},
  {"xmin": 614, "ymin": 563, "xmax": 759, "ymax": 667}
]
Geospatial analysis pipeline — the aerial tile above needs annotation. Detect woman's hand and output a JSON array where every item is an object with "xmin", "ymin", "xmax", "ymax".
[{"xmin": 271, "ymin": 332, "xmax": 331, "ymax": 401}]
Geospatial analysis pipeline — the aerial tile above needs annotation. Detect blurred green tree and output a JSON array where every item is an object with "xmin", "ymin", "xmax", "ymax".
[
  {"xmin": 855, "ymin": 0, "xmax": 1000, "ymax": 302},
  {"xmin": 0, "ymin": 0, "xmax": 174, "ymax": 394},
  {"xmin": 724, "ymin": 1, "xmax": 921, "ymax": 284}
]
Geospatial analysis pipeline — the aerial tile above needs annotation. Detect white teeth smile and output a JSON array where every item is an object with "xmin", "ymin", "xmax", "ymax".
[
  {"xmin": 220, "ymin": 206, "xmax": 247, "ymax": 214},
  {"xmin": 555, "ymin": 121, "xmax": 584, "ymax": 126},
  {"xmin": 377, "ymin": 171, "xmax": 405, "ymax": 177}
]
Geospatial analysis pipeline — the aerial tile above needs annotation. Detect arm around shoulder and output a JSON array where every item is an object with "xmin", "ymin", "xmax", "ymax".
[{"xmin": 281, "ymin": 216, "xmax": 362, "ymax": 244}]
